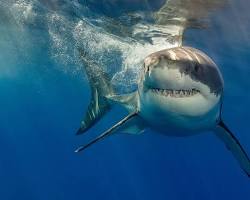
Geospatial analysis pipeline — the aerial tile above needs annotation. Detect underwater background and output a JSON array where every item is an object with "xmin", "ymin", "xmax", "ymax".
[{"xmin": 0, "ymin": 0, "xmax": 250, "ymax": 199}]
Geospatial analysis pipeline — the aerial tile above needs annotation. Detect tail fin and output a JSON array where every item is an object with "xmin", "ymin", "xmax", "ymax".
[{"xmin": 77, "ymin": 49, "xmax": 113, "ymax": 135}]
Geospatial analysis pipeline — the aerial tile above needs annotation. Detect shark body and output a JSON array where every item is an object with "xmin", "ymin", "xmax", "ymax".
[{"xmin": 75, "ymin": 46, "xmax": 250, "ymax": 177}]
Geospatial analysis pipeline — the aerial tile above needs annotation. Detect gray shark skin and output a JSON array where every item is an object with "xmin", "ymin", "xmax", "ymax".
[{"xmin": 76, "ymin": 46, "xmax": 250, "ymax": 178}]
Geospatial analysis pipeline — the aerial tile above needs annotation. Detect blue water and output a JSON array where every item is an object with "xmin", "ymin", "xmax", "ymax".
[{"xmin": 0, "ymin": 0, "xmax": 250, "ymax": 199}]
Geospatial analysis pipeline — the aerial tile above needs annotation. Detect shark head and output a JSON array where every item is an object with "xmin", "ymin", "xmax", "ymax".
[{"xmin": 138, "ymin": 46, "xmax": 224, "ymax": 132}]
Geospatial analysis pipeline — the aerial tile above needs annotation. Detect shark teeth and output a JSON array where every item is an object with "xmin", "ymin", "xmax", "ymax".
[{"xmin": 150, "ymin": 88, "xmax": 200, "ymax": 98}]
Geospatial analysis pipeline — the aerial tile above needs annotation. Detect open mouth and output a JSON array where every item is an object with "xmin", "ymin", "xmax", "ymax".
[{"xmin": 150, "ymin": 88, "xmax": 200, "ymax": 98}]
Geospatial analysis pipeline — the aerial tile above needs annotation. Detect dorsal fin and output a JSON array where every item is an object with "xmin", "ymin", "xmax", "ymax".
[{"xmin": 76, "ymin": 49, "xmax": 113, "ymax": 135}]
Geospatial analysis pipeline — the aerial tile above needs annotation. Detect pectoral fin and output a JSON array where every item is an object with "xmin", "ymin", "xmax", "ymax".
[
  {"xmin": 215, "ymin": 120, "xmax": 250, "ymax": 177},
  {"xmin": 75, "ymin": 112, "xmax": 145, "ymax": 153},
  {"xmin": 116, "ymin": 114, "xmax": 146, "ymax": 135}
]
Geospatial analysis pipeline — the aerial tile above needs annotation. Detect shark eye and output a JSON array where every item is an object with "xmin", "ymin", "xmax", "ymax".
[{"xmin": 194, "ymin": 64, "xmax": 200, "ymax": 73}]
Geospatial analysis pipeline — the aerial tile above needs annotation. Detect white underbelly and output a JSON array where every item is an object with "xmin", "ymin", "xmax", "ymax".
[{"xmin": 139, "ymin": 106, "xmax": 219, "ymax": 136}]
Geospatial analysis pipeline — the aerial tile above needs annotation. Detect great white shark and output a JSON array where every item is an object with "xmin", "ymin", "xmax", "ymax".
[{"xmin": 75, "ymin": 46, "xmax": 250, "ymax": 177}]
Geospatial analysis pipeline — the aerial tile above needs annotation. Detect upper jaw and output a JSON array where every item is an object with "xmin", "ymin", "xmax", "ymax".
[{"xmin": 148, "ymin": 87, "xmax": 201, "ymax": 98}]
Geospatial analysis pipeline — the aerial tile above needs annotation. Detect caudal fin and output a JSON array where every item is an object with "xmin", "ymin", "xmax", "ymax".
[{"xmin": 77, "ymin": 49, "xmax": 113, "ymax": 135}]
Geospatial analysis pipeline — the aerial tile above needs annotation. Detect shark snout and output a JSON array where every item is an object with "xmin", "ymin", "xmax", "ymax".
[{"xmin": 144, "ymin": 65, "xmax": 184, "ymax": 90}]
